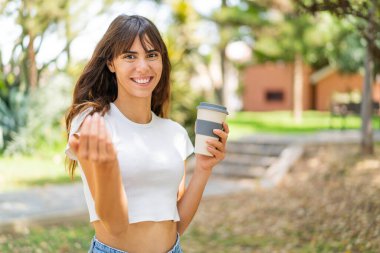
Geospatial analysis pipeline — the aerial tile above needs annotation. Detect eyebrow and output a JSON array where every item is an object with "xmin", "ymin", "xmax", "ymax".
[{"xmin": 123, "ymin": 49, "xmax": 158, "ymax": 54}]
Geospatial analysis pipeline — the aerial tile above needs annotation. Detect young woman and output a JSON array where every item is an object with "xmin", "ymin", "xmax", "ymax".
[{"xmin": 65, "ymin": 14, "xmax": 229, "ymax": 253}]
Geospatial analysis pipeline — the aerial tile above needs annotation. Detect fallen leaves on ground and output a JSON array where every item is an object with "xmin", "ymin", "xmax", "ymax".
[{"xmin": 181, "ymin": 144, "xmax": 380, "ymax": 253}]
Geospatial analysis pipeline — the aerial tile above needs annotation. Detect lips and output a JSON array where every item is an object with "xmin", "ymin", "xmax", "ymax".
[{"xmin": 131, "ymin": 77, "xmax": 153, "ymax": 85}]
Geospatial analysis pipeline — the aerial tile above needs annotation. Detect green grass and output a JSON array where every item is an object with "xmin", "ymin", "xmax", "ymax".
[
  {"xmin": 0, "ymin": 221, "xmax": 347, "ymax": 253},
  {"xmin": 0, "ymin": 220, "xmax": 370, "ymax": 253},
  {"xmin": 0, "ymin": 155, "xmax": 80, "ymax": 192},
  {"xmin": 227, "ymin": 110, "xmax": 380, "ymax": 139},
  {"xmin": 0, "ymin": 221, "xmax": 94, "ymax": 252}
]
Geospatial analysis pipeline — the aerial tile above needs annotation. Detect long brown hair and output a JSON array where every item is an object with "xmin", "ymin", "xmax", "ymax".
[{"xmin": 65, "ymin": 14, "xmax": 171, "ymax": 177}]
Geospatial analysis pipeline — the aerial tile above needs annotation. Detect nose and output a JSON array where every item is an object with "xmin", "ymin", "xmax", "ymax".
[{"xmin": 135, "ymin": 58, "xmax": 149, "ymax": 73}]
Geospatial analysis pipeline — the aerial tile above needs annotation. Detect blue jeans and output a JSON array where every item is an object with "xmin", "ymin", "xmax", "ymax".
[{"xmin": 88, "ymin": 233, "xmax": 183, "ymax": 253}]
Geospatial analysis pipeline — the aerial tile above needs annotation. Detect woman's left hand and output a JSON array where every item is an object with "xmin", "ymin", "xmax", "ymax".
[{"xmin": 195, "ymin": 122, "xmax": 229, "ymax": 172}]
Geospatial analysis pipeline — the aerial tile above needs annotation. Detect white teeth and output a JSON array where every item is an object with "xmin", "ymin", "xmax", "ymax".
[{"xmin": 133, "ymin": 78, "xmax": 150, "ymax": 84}]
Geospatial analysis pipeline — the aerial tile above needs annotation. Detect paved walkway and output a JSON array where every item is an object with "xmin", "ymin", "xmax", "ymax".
[
  {"xmin": 0, "ymin": 174, "xmax": 256, "ymax": 233},
  {"xmin": 1, "ymin": 130, "xmax": 380, "ymax": 233}
]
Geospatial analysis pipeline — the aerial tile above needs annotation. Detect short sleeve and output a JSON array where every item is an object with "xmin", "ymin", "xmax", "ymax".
[
  {"xmin": 64, "ymin": 107, "xmax": 93, "ymax": 161},
  {"xmin": 184, "ymin": 132, "xmax": 194, "ymax": 160},
  {"xmin": 179, "ymin": 125, "xmax": 194, "ymax": 160}
]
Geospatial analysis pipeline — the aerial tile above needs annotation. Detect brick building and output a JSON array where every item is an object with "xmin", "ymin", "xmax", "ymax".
[{"xmin": 242, "ymin": 63, "xmax": 380, "ymax": 111}]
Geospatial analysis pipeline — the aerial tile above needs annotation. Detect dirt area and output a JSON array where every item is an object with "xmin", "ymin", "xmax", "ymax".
[{"xmin": 182, "ymin": 144, "xmax": 380, "ymax": 253}]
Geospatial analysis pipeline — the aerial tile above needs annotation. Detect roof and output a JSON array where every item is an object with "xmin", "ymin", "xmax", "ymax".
[{"xmin": 310, "ymin": 66, "xmax": 337, "ymax": 84}]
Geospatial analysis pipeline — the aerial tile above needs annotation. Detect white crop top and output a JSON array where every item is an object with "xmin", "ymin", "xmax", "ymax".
[{"xmin": 65, "ymin": 103, "xmax": 194, "ymax": 223}]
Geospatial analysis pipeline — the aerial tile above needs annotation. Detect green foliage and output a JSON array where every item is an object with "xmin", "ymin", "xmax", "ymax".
[
  {"xmin": 0, "ymin": 87, "xmax": 29, "ymax": 151},
  {"xmin": 3, "ymin": 73, "xmax": 72, "ymax": 156},
  {"xmin": 0, "ymin": 0, "xmax": 72, "ymax": 153},
  {"xmin": 211, "ymin": 3, "xmax": 267, "ymax": 28},
  {"xmin": 166, "ymin": 0, "xmax": 205, "ymax": 139},
  {"xmin": 14, "ymin": 0, "xmax": 69, "ymax": 34},
  {"xmin": 254, "ymin": 12, "xmax": 329, "ymax": 68},
  {"xmin": 294, "ymin": 0, "xmax": 380, "ymax": 69},
  {"xmin": 0, "ymin": 0, "xmax": 121, "ymax": 154},
  {"xmin": 170, "ymin": 83, "xmax": 205, "ymax": 141},
  {"xmin": 246, "ymin": 3, "xmax": 367, "ymax": 73},
  {"xmin": 319, "ymin": 17, "xmax": 365, "ymax": 73}
]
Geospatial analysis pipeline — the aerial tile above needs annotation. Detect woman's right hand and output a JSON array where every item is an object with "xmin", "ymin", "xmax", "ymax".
[
  {"xmin": 69, "ymin": 112, "xmax": 117, "ymax": 169},
  {"xmin": 69, "ymin": 112, "xmax": 128, "ymax": 233}
]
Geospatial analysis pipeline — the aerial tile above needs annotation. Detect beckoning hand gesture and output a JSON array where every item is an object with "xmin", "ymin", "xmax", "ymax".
[{"xmin": 69, "ymin": 113, "xmax": 117, "ymax": 169}]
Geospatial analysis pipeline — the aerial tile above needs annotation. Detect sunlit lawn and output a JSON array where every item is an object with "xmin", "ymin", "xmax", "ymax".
[
  {"xmin": 227, "ymin": 110, "xmax": 380, "ymax": 139},
  {"xmin": 0, "ymin": 155, "xmax": 80, "ymax": 192}
]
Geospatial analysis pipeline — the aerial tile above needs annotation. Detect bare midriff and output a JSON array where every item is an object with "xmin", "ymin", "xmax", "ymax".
[{"xmin": 92, "ymin": 220, "xmax": 178, "ymax": 253}]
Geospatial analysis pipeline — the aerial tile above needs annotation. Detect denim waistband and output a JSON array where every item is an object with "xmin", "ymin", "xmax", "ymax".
[{"xmin": 89, "ymin": 233, "xmax": 182, "ymax": 253}]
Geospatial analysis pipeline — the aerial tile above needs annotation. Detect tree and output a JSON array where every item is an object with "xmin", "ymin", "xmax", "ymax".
[
  {"xmin": 164, "ymin": 0, "xmax": 206, "ymax": 138},
  {"xmin": 295, "ymin": 0, "xmax": 380, "ymax": 154},
  {"xmin": 208, "ymin": 1, "xmax": 337, "ymax": 121},
  {"xmin": 257, "ymin": 13, "xmax": 318, "ymax": 123},
  {"xmin": 0, "ymin": 0, "xmax": 72, "ymax": 90},
  {"xmin": 0, "ymin": 0, "xmax": 117, "ymax": 152},
  {"xmin": 208, "ymin": 1, "xmax": 267, "ymax": 106},
  {"xmin": 287, "ymin": 15, "xmax": 320, "ymax": 123},
  {"xmin": 0, "ymin": 0, "xmax": 72, "ymax": 150}
]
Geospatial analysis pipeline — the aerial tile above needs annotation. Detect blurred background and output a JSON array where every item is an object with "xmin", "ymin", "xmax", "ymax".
[{"xmin": 1, "ymin": 0, "xmax": 380, "ymax": 252}]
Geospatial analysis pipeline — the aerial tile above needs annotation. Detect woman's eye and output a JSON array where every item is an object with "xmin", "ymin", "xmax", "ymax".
[
  {"xmin": 123, "ymin": 54, "xmax": 135, "ymax": 60},
  {"xmin": 147, "ymin": 53, "xmax": 159, "ymax": 59}
]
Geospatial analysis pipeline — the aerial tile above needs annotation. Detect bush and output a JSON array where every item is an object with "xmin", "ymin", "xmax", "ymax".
[
  {"xmin": 170, "ymin": 81, "xmax": 206, "ymax": 141},
  {"xmin": 0, "ymin": 87, "xmax": 29, "ymax": 151},
  {"xmin": 4, "ymin": 73, "xmax": 72, "ymax": 156}
]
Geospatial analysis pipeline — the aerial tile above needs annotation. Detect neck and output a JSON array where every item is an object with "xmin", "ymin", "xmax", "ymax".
[{"xmin": 114, "ymin": 96, "xmax": 152, "ymax": 124}]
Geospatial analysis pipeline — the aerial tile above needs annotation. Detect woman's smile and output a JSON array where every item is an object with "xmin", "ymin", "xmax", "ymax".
[{"xmin": 130, "ymin": 76, "xmax": 153, "ymax": 86}]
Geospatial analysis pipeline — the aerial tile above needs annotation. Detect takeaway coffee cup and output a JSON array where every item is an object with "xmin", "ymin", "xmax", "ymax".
[{"xmin": 195, "ymin": 102, "xmax": 229, "ymax": 156}]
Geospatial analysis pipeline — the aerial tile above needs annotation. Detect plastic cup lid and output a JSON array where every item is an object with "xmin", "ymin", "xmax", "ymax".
[{"xmin": 197, "ymin": 102, "xmax": 229, "ymax": 115}]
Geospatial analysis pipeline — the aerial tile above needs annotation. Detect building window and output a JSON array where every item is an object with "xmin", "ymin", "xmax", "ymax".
[{"xmin": 266, "ymin": 90, "xmax": 284, "ymax": 102}]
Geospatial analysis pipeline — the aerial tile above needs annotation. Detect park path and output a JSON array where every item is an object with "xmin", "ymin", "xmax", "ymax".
[{"xmin": 0, "ymin": 171, "xmax": 255, "ymax": 233}]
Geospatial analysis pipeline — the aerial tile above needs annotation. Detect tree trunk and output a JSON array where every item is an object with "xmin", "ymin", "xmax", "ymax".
[
  {"xmin": 361, "ymin": 43, "xmax": 374, "ymax": 155},
  {"xmin": 293, "ymin": 53, "xmax": 303, "ymax": 123},
  {"xmin": 64, "ymin": 13, "xmax": 72, "ymax": 69},
  {"xmin": 27, "ymin": 32, "xmax": 38, "ymax": 90},
  {"xmin": 360, "ymin": 2, "xmax": 376, "ymax": 155},
  {"xmin": 215, "ymin": 47, "xmax": 226, "ymax": 106},
  {"xmin": 214, "ymin": 0, "xmax": 227, "ymax": 106}
]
